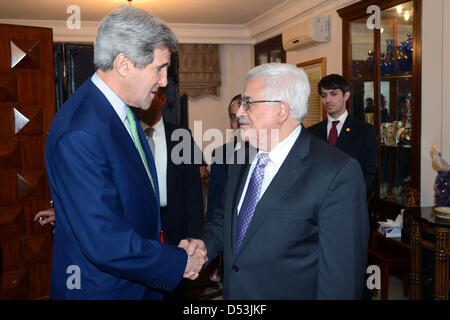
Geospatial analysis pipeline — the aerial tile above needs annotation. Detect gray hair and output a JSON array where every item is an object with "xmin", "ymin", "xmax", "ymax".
[
  {"xmin": 246, "ymin": 63, "xmax": 310, "ymax": 121},
  {"xmin": 94, "ymin": 5, "xmax": 178, "ymax": 71}
]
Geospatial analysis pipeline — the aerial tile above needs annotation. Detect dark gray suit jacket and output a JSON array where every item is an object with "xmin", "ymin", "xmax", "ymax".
[{"xmin": 201, "ymin": 127, "xmax": 370, "ymax": 299}]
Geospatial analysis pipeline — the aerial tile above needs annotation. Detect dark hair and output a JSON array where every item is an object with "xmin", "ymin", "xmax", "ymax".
[
  {"xmin": 228, "ymin": 94, "xmax": 241, "ymax": 113},
  {"xmin": 317, "ymin": 74, "xmax": 350, "ymax": 95}
]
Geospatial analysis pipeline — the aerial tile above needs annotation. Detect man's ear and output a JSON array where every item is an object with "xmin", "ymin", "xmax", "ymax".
[
  {"xmin": 344, "ymin": 91, "xmax": 351, "ymax": 103},
  {"xmin": 114, "ymin": 53, "xmax": 132, "ymax": 77},
  {"xmin": 278, "ymin": 102, "xmax": 290, "ymax": 123}
]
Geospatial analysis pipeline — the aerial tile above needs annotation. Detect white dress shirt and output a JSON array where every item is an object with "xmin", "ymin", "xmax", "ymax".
[
  {"xmin": 91, "ymin": 73, "xmax": 133, "ymax": 138},
  {"xmin": 141, "ymin": 118, "xmax": 168, "ymax": 206},
  {"xmin": 327, "ymin": 110, "xmax": 348, "ymax": 140},
  {"xmin": 237, "ymin": 125, "xmax": 301, "ymax": 214}
]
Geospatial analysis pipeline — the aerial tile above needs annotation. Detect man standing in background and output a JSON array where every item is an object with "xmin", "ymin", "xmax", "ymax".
[{"xmin": 308, "ymin": 74, "xmax": 377, "ymax": 193}]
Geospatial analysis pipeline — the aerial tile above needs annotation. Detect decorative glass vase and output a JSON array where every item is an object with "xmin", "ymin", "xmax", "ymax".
[
  {"xmin": 400, "ymin": 33, "xmax": 413, "ymax": 72},
  {"xmin": 385, "ymin": 39, "xmax": 395, "ymax": 74},
  {"xmin": 367, "ymin": 50, "xmax": 374, "ymax": 75},
  {"xmin": 397, "ymin": 44, "xmax": 408, "ymax": 72},
  {"xmin": 380, "ymin": 53, "xmax": 387, "ymax": 75}
]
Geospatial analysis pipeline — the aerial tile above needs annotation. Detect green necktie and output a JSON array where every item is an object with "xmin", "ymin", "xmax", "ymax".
[{"xmin": 126, "ymin": 107, "xmax": 156, "ymax": 193}]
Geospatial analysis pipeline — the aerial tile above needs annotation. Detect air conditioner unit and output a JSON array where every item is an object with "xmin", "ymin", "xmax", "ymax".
[{"xmin": 282, "ymin": 16, "xmax": 330, "ymax": 51}]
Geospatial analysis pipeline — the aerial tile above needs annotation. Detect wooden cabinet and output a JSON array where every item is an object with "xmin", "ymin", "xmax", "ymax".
[
  {"xmin": 0, "ymin": 24, "xmax": 56, "ymax": 299},
  {"xmin": 254, "ymin": 35, "xmax": 286, "ymax": 66},
  {"xmin": 404, "ymin": 207, "xmax": 450, "ymax": 300},
  {"xmin": 338, "ymin": 0, "xmax": 422, "ymax": 223}
]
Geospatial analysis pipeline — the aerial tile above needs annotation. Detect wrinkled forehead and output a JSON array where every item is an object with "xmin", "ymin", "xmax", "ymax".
[{"xmin": 243, "ymin": 77, "xmax": 266, "ymax": 98}]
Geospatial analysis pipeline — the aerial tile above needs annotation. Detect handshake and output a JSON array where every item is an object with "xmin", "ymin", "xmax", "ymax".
[{"xmin": 178, "ymin": 238, "xmax": 208, "ymax": 280}]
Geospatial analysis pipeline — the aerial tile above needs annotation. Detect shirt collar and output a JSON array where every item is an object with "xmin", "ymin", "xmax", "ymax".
[
  {"xmin": 140, "ymin": 117, "xmax": 164, "ymax": 134},
  {"xmin": 328, "ymin": 110, "xmax": 348, "ymax": 125},
  {"xmin": 91, "ymin": 72, "xmax": 128, "ymax": 124},
  {"xmin": 234, "ymin": 140, "xmax": 242, "ymax": 152},
  {"xmin": 152, "ymin": 117, "xmax": 164, "ymax": 134}
]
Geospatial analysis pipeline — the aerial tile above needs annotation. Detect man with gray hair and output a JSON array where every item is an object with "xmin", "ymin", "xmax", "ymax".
[
  {"xmin": 181, "ymin": 63, "xmax": 370, "ymax": 299},
  {"xmin": 45, "ymin": 5, "xmax": 206, "ymax": 299}
]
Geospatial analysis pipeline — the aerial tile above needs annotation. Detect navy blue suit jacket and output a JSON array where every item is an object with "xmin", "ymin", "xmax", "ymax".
[
  {"xmin": 161, "ymin": 121, "xmax": 204, "ymax": 245},
  {"xmin": 45, "ymin": 78, "xmax": 187, "ymax": 299},
  {"xmin": 308, "ymin": 115, "xmax": 377, "ymax": 192}
]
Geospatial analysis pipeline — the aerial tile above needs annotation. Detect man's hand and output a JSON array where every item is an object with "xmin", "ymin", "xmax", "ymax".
[
  {"xmin": 179, "ymin": 238, "xmax": 208, "ymax": 280},
  {"xmin": 34, "ymin": 208, "xmax": 55, "ymax": 226},
  {"xmin": 179, "ymin": 238, "xmax": 207, "ymax": 256}
]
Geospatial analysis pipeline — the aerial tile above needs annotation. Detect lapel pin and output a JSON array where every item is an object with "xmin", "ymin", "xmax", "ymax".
[{"xmin": 346, "ymin": 128, "xmax": 350, "ymax": 132}]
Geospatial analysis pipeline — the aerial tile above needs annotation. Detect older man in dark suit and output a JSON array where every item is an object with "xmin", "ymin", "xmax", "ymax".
[{"xmin": 181, "ymin": 63, "xmax": 370, "ymax": 299}]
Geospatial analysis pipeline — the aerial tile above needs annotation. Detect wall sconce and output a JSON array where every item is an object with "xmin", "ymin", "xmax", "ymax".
[{"xmin": 396, "ymin": 6, "xmax": 403, "ymax": 14}]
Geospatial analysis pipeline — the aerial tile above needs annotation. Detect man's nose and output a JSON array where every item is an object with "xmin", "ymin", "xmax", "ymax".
[
  {"xmin": 236, "ymin": 103, "xmax": 246, "ymax": 117},
  {"xmin": 158, "ymin": 69, "xmax": 168, "ymax": 87}
]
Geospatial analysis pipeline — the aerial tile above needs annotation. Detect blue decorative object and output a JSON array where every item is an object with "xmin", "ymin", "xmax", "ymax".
[
  {"xmin": 380, "ymin": 52, "xmax": 387, "ymax": 74},
  {"xmin": 385, "ymin": 39, "xmax": 396, "ymax": 74},
  {"xmin": 398, "ymin": 45, "xmax": 408, "ymax": 72},
  {"xmin": 405, "ymin": 33, "xmax": 413, "ymax": 71},
  {"xmin": 367, "ymin": 50, "xmax": 374, "ymax": 75},
  {"xmin": 368, "ymin": 34, "xmax": 413, "ymax": 75},
  {"xmin": 435, "ymin": 170, "xmax": 450, "ymax": 206}
]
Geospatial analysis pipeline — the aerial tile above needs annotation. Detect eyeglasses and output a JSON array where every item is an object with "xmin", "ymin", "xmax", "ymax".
[{"xmin": 239, "ymin": 98, "xmax": 282, "ymax": 111}]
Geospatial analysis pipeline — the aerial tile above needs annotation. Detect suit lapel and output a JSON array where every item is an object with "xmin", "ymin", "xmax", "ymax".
[
  {"xmin": 234, "ymin": 128, "xmax": 310, "ymax": 259},
  {"xmin": 90, "ymin": 80, "xmax": 158, "ymax": 204},
  {"xmin": 230, "ymin": 162, "xmax": 251, "ymax": 254},
  {"xmin": 136, "ymin": 112, "xmax": 160, "ymax": 206},
  {"xmin": 336, "ymin": 115, "xmax": 352, "ymax": 148}
]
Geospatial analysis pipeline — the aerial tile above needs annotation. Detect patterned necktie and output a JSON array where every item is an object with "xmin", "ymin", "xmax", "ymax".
[
  {"xmin": 235, "ymin": 152, "xmax": 271, "ymax": 253},
  {"xmin": 328, "ymin": 120, "xmax": 340, "ymax": 146},
  {"xmin": 126, "ymin": 108, "xmax": 156, "ymax": 193},
  {"xmin": 144, "ymin": 127, "xmax": 156, "ymax": 156}
]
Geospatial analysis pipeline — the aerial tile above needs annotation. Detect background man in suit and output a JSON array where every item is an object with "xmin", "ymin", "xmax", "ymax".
[
  {"xmin": 181, "ymin": 63, "xmax": 370, "ymax": 299},
  {"xmin": 308, "ymin": 74, "xmax": 377, "ymax": 193},
  {"xmin": 133, "ymin": 89, "xmax": 204, "ymax": 300},
  {"xmin": 207, "ymin": 94, "xmax": 242, "ymax": 222},
  {"xmin": 206, "ymin": 94, "xmax": 249, "ymax": 282},
  {"xmin": 45, "ymin": 5, "xmax": 206, "ymax": 299}
]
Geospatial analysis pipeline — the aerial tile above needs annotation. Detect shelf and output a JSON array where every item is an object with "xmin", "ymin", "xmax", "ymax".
[
  {"xmin": 380, "ymin": 144, "xmax": 412, "ymax": 149},
  {"xmin": 350, "ymin": 74, "xmax": 413, "ymax": 82}
]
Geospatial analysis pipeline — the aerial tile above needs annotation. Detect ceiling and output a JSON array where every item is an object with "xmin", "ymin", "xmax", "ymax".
[{"xmin": 0, "ymin": 0, "xmax": 287, "ymax": 25}]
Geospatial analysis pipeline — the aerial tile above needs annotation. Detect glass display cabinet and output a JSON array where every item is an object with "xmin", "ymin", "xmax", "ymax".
[
  {"xmin": 338, "ymin": 0, "xmax": 422, "ymax": 220},
  {"xmin": 254, "ymin": 35, "xmax": 286, "ymax": 66}
]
